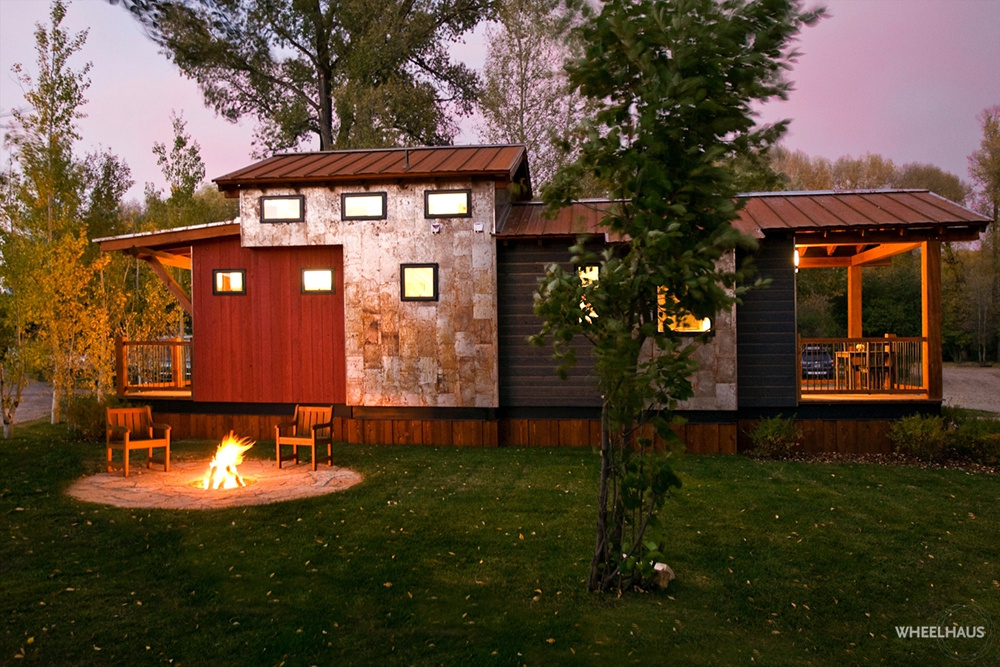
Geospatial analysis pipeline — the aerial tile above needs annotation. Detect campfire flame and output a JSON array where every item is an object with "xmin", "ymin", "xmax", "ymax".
[{"xmin": 202, "ymin": 431, "xmax": 255, "ymax": 490}]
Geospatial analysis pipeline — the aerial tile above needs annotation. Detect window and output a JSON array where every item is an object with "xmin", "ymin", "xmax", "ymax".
[
  {"xmin": 301, "ymin": 268, "xmax": 334, "ymax": 293},
  {"xmin": 578, "ymin": 265, "xmax": 599, "ymax": 323},
  {"xmin": 425, "ymin": 189, "xmax": 471, "ymax": 218},
  {"xmin": 260, "ymin": 195, "xmax": 305, "ymax": 223},
  {"xmin": 341, "ymin": 192, "xmax": 387, "ymax": 220},
  {"xmin": 400, "ymin": 264, "xmax": 438, "ymax": 301},
  {"xmin": 213, "ymin": 269, "xmax": 245, "ymax": 295},
  {"xmin": 657, "ymin": 287, "xmax": 712, "ymax": 334}
]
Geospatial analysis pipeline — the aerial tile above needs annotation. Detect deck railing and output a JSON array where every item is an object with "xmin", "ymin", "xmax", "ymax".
[
  {"xmin": 799, "ymin": 337, "xmax": 926, "ymax": 396},
  {"xmin": 115, "ymin": 336, "xmax": 192, "ymax": 396}
]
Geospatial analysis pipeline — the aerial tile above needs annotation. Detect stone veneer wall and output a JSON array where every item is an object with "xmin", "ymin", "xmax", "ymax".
[
  {"xmin": 673, "ymin": 250, "xmax": 738, "ymax": 411},
  {"xmin": 239, "ymin": 181, "xmax": 499, "ymax": 408}
]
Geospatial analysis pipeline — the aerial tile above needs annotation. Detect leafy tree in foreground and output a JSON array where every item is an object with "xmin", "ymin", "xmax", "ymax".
[
  {"xmin": 533, "ymin": 0, "xmax": 822, "ymax": 593},
  {"xmin": 112, "ymin": 0, "xmax": 490, "ymax": 153}
]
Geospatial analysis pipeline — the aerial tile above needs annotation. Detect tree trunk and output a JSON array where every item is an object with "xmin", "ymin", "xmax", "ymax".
[
  {"xmin": 50, "ymin": 385, "xmax": 59, "ymax": 424},
  {"xmin": 3, "ymin": 422, "xmax": 11, "ymax": 439},
  {"xmin": 588, "ymin": 403, "xmax": 612, "ymax": 591}
]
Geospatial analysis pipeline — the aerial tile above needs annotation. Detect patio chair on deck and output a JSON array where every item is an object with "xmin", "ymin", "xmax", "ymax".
[
  {"xmin": 275, "ymin": 405, "xmax": 334, "ymax": 471},
  {"xmin": 106, "ymin": 406, "xmax": 171, "ymax": 477}
]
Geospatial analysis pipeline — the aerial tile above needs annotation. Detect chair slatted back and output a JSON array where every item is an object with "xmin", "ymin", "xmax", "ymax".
[
  {"xmin": 295, "ymin": 406, "xmax": 333, "ymax": 438},
  {"xmin": 108, "ymin": 407, "xmax": 153, "ymax": 439}
]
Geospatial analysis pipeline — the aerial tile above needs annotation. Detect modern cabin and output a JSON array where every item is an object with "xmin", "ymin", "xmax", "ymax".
[{"xmin": 95, "ymin": 145, "xmax": 991, "ymax": 453}]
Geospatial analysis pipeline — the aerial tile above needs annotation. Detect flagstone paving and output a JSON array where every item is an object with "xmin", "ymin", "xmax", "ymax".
[{"xmin": 66, "ymin": 460, "xmax": 363, "ymax": 509}]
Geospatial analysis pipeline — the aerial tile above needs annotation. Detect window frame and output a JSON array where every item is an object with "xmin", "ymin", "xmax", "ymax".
[
  {"xmin": 424, "ymin": 189, "xmax": 472, "ymax": 219},
  {"xmin": 341, "ymin": 191, "xmax": 388, "ymax": 221},
  {"xmin": 259, "ymin": 194, "xmax": 306, "ymax": 223},
  {"xmin": 212, "ymin": 269, "xmax": 246, "ymax": 295},
  {"xmin": 400, "ymin": 263, "xmax": 439, "ymax": 302},
  {"xmin": 300, "ymin": 267, "xmax": 335, "ymax": 294}
]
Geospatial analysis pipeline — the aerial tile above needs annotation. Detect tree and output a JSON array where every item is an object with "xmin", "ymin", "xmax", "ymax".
[
  {"xmin": 477, "ymin": 0, "xmax": 592, "ymax": 191},
  {"xmin": 113, "ymin": 0, "xmax": 490, "ymax": 153},
  {"xmin": 533, "ymin": 0, "xmax": 821, "ymax": 593},
  {"xmin": 968, "ymin": 106, "xmax": 1000, "ymax": 362},
  {"xmin": 3, "ymin": 1, "xmax": 122, "ymax": 421},
  {"xmin": 153, "ymin": 111, "xmax": 205, "ymax": 200}
]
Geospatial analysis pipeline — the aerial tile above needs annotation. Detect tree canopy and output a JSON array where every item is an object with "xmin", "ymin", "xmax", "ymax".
[{"xmin": 112, "ymin": 0, "xmax": 490, "ymax": 153}]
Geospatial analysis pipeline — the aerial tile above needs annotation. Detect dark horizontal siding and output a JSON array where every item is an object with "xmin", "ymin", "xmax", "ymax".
[
  {"xmin": 737, "ymin": 236, "xmax": 798, "ymax": 408},
  {"xmin": 497, "ymin": 241, "xmax": 602, "ymax": 407}
]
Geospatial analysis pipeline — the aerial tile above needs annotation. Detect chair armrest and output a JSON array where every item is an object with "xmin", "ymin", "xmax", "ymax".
[
  {"xmin": 107, "ymin": 425, "xmax": 130, "ymax": 443},
  {"xmin": 276, "ymin": 421, "xmax": 296, "ymax": 436},
  {"xmin": 311, "ymin": 420, "xmax": 334, "ymax": 432},
  {"xmin": 150, "ymin": 422, "xmax": 172, "ymax": 437}
]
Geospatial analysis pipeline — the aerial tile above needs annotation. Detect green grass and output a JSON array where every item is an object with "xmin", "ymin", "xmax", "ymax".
[{"xmin": 3, "ymin": 422, "xmax": 999, "ymax": 666}]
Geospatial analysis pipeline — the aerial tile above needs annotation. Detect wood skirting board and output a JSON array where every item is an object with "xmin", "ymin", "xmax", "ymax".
[{"xmin": 151, "ymin": 413, "xmax": 893, "ymax": 455}]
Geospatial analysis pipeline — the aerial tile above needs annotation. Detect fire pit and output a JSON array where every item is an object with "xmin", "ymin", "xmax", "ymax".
[{"xmin": 66, "ymin": 432, "xmax": 363, "ymax": 510}]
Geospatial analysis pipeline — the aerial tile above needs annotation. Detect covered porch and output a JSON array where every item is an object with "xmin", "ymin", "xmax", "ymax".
[{"xmin": 736, "ymin": 189, "xmax": 990, "ymax": 404}]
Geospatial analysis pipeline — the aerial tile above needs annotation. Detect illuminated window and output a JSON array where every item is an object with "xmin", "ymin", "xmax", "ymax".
[
  {"xmin": 578, "ymin": 265, "xmax": 599, "ymax": 322},
  {"xmin": 342, "ymin": 192, "xmax": 387, "ymax": 220},
  {"xmin": 401, "ymin": 264, "xmax": 438, "ymax": 301},
  {"xmin": 260, "ymin": 195, "xmax": 305, "ymax": 223},
  {"xmin": 213, "ymin": 269, "xmax": 245, "ymax": 295},
  {"xmin": 301, "ymin": 268, "xmax": 334, "ymax": 294},
  {"xmin": 657, "ymin": 287, "xmax": 712, "ymax": 334},
  {"xmin": 425, "ymin": 190, "xmax": 471, "ymax": 218}
]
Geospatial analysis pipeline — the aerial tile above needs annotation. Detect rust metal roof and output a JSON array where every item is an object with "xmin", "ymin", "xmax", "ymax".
[
  {"xmin": 214, "ymin": 144, "xmax": 531, "ymax": 194},
  {"xmin": 497, "ymin": 190, "xmax": 990, "ymax": 242}
]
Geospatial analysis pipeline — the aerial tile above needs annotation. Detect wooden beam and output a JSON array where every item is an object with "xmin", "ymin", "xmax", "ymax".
[
  {"xmin": 922, "ymin": 241, "xmax": 943, "ymax": 400},
  {"xmin": 142, "ymin": 256, "xmax": 192, "ymax": 315},
  {"xmin": 847, "ymin": 264, "xmax": 863, "ymax": 337},
  {"xmin": 793, "ymin": 226, "xmax": 984, "ymax": 246},
  {"xmin": 851, "ymin": 242, "xmax": 921, "ymax": 266},
  {"xmin": 98, "ymin": 222, "xmax": 239, "ymax": 253},
  {"xmin": 798, "ymin": 255, "xmax": 891, "ymax": 269},
  {"xmin": 132, "ymin": 247, "xmax": 191, "ymax": 270}
]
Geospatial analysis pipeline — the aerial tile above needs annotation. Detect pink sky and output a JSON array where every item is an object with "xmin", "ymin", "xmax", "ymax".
[{"xmin": 2, "ymin": 0, "xmax": 998, "ymax": 202}]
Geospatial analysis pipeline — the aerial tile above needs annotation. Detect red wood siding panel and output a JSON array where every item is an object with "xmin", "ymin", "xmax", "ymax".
[{"xmin": 191, "ymin": 237, "xmax": 346, "ymax": 404}]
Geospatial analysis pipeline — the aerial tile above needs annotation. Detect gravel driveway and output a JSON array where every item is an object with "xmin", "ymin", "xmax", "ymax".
[{"xmin": 942, "ymin": 364, "xmax": 1000, "ymax": 414}]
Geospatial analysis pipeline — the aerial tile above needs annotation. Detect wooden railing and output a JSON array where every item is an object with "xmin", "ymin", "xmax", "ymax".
[
  {"xmin": 115, "ymin": 336, "xmax": 191, "ymax": 396},
  {"xmin": 799, "ymin": 337, "xmax": 926, "ymax": 396}
]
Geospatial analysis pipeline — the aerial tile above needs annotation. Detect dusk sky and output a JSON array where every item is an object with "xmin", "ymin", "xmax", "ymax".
[{"xmin": 1, "ymin": 0, "xmax": 998, "ymax": 203}]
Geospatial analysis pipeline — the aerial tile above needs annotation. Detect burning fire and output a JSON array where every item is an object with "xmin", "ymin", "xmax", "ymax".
[{"xmin": 202, "ymin": 431, "xmax": 255, "ymax": 490}]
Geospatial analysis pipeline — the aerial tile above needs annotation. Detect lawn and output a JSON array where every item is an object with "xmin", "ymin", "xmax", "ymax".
[{"xmin": 2, "ymin": 422, "xmax": 999, "ymax": 666}]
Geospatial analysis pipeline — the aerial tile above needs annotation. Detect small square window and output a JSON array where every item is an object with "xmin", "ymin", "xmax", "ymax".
[
  {"xmin": 657, "ymin": 287, "xmax": 712, "ymax": 333},
  {"xmin": 301, "ymin": 268, "xmax": 334, "ymax": 294},
  {"xmin": 260, "ymin": 195, "xmax": 305, "ymax": 223},
  {"xmin": 342, "ymin": 192, "xmax": 387, "ymax": 220},
  {"xmin": 213, "ymin": 269, "xmax": 245, "ymax": 295},
  {"xmin": 401, "ymin": 264, "xmax": 439, "ymax": 301},
  {"xmin": 425, "ymin": 190, "xmax": 471, "ymax": 218}
]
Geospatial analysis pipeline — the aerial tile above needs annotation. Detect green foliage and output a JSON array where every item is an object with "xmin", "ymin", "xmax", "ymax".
[
  {"xmin": 890, "ymin": 414, "xmax": 950, "ymax": 462},
  {"xmin": 116, "ymin": 0, "xmax": 490, "ymax": 152},
  {"xmin": 64, "ymin": 393, "xmax": 126, "ymax": 441},
  {"xmin": 152, "ymin": 111, "xmax": 205, "ymax": 199},
  {"xmin": 746, "ymin": 414, "xmax": 801, "ymax": 459},
  {"xmin": 891, "ymin": 409, "xmax": 1000, "ymax": 465},
  {"xmin": 534, "ymin": 0, "xmax": 822, "ymax": 593}
]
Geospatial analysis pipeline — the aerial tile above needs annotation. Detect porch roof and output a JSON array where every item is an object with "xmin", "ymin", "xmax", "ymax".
[{"xmin": 496, "ymin": 190, "xmax": 990, "ymax": 244}]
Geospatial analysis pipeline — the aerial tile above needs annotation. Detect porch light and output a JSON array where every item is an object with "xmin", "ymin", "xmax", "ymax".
[
  {"xmin": 425, "ymin": 190, "xmax": 471, "ymax": 218},
  {"xmin": 260, "ymin": 195, "xmax": 305, "ymax": 223},
  {"xmin": 301, "ymin": 268, "xmax": 334, "ymax": 293},
  {"xmin": 794, "ymin": 248, "xmax": 800, "ymax": 273},
  {"xmin": 342, "ymin": 192, "xmax": 386, "ymax": 220}
]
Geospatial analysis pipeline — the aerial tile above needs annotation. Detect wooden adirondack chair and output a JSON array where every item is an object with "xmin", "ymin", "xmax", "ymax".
[
  {"xmin": 275, "ymin": 405, "xmax": 334, "ymax": 471},
  {"xmin": 106, "ymin": 406, "xmax": 171, "ymax": 477}
]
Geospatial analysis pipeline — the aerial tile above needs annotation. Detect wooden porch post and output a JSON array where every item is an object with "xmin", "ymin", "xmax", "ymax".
[
  {"xmin": 847, "ymin": 264, "xmax": 863, "ymax": 338},
  {"xmin": 921, "ymin": 241, "xmax": 943, "ymax": 400},
  {"xmin": 115, "ymin": 334, "xmax": 125, "ymax": 396}
]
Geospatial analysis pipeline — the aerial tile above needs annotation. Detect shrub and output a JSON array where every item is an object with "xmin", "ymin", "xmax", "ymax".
[
  {"xmin": 746, "ymin": 415, "xmax": 801, "ymax": 459},
  {"xmin": 65, "ymin": 394, "xmax": 126, "ymax": 442},
  {"xmin": 889, "ymin": 414, "xmax": 949, "ymax": 461},
  {"xmin": 945, "ymin": 409, "xmax": 1000, "ymax": 465}
]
